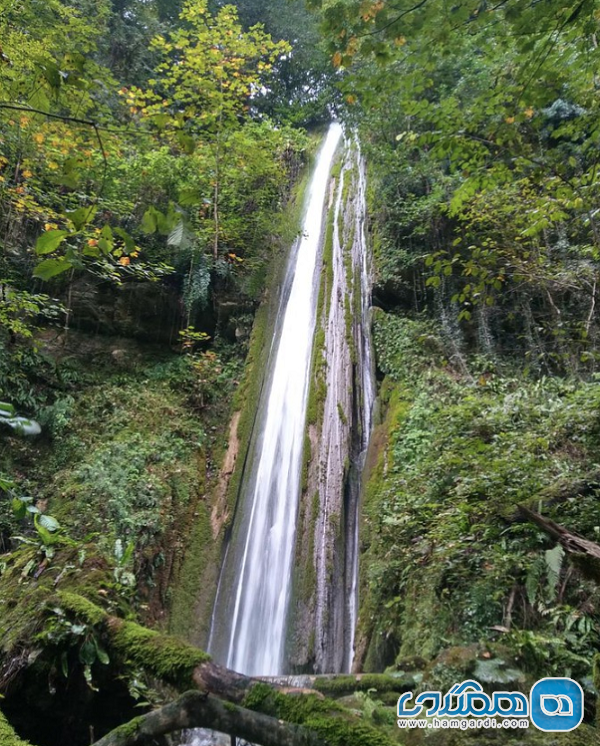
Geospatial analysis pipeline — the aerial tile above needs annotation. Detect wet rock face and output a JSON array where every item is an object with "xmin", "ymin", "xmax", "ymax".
[{"xmin": 64, "ymin": 277, "xmax": 184, "ymax": 343}]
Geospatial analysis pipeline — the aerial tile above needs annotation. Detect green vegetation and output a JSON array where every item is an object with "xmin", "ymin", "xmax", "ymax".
[
  {"xmin": 360, "ymin": 312, "xmax": 600, "ymax": 683},
  {"xmin": 4, "ymin": 0, "xmax": 600, "ymax": 743}
]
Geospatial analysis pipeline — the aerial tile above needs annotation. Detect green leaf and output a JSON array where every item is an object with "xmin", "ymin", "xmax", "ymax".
[
  {"xmin": 178, "ymin": 188, "xmax": 202, "ymax": 206},
  {"xmin": 35, "ymin": 230, "xmax": 69, "ymax": 255},
  {"xmin": 11, "ymin": 498, "xmax": 26, "ymax": 520},
  {"xmin": 0, "ymin": 402, "xmax": 15, "ymax": 416},
  {"xmin": 38, "ymin": 514, "xmax": 60, "ymax": 532},
  {"xmin": 545, "ymin": 544, "xmax": 564, "ymax": 599},
  {"xmin": 66, "ymin": 207, "xmax": 97, "ymax": 231},
  {"xmin": 114, "ymin": 227, "xmax": 136, "ymax": 252},
  {"xmin": 34, "ymin": 514, "xmax": 58, "ymax": 545},
  {"xmin": 93, "ymin": 639, "xmax": 110, "ymax": 665},
  {"xmin": 41, "ymin": 62, "xmax": 61, "ymax": 89},
  {"xmin": 141, "ymin": 208, "xmax": 158, "ymax": 234},
  {"xmin": 83, "ymin": 664, "xmax": 98, "ymax": 691},
  {"xmin": 79, "ymin": 639, "xmax": 96, "ymax": 666},
  {"xmin": 0, "ymin": 476, "xmax": 15, "ymax": 492},
  {"xmin": 33, "ymin": 258, "xmax": 72, "ymax": 281},
  {"xmin": 176, "ymin": 132, "xmax": 196, "ymax": 154}
]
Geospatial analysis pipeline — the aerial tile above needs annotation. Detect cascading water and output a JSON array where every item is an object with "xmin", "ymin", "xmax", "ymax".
[
  {"xmin": 288, "ymin": 138, "xmax": 374, "ymax": 674},
  {"xmin": 208, "ymin": 122, "xmax": 343, "ymax": 676},
  {"xmin": 346, "ymin": 148, "xmax": 375, "ymax": 671},
  {"xmin": 184, "ymin": 124, "xmax": 373, "ymax": 745}
]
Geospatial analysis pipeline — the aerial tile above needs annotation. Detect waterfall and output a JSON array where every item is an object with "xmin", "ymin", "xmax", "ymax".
[
  {"xmin": 208, "ymin": 122, "xmax": 343, "ymax": 676},
  {"xmin": 289, "ymin": 138, "xmax": 374, "ymax": 674},
  {"xmin": 345, "ymin": 148, "xmax": 375, "ymax": 672},
  {"xmin": 184, "ymin": 124, "xmax": 373, "ymax": 745}
]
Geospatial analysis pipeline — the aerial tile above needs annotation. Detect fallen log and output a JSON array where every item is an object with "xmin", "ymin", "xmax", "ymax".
[
  {"xmin": 518, "ymin": 505, "xmax": 600, "ymax": 582},
  {"xmin": 93, "ymin": 691, "xmax": 324, "ymax": 746},
  {"xmin": 55, "ymin": 593, "xmax": 397, "ymax": 746}
]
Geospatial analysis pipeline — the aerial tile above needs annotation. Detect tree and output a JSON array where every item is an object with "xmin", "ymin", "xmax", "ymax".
[{"xmin": 130, "ymin": 0, "xmax": 291, "ymax": 259}]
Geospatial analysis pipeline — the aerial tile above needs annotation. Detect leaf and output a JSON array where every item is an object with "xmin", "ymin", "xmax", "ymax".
[
  {"xmin": 93, "ymin": 639, "xmax": 110, "ymax": 665},
  {"xmin": 11, "ymin": 498, "xmax": 27, "ymax": 520},
  {"xmin": 0, "ymin": 402, "xmax": 15, "ymax": 416},
  {"xmin": 38, "ymin": 514, "xmax": 60, "ymax": 532},
  {"xmin": 41, "ymin": 62, "xmax": 61, "ymax": 90},
  {"xmin": 545, "ymin": 544, "xmax": 564, "ymax": 599},
  {"xmin": 141, "ymin": 208, "xmax": 158, "ymax": 234},
  {"xmin": 176, "ymin": 132, "xmax": 196, "ymax": 154},
  {"xmin": 0, "ymin": 477, "xmax": 16, "ymax": 492},
  {"xmin": 35, "ymin": 230, "xmax": 69, "ymax": 255},
  {"xmin": 66, "ymin": 206, "xmax": 96, "ymax": 231},
  {"xmin": 121, "ymin": 541, "xmax": 135, "ymax": 566},
  {"xmin": 178, "ymin": 188, "xmax": 202, "ymax": 206},
  {"xmin": 83, "ymin": 664, "xmax": 98, "ymax": 691},
  {"xmin": 21, "ymin": 558, "xmax": 35, "ymax": 578},
  {"xmin": 79, "ymin": 639, "xmax": 97, "ymax": 666},
  {"xmin": 34, "ymin": 514, "xmax": 58, "ymax": 545},
  {"xmin": 167, "ymin": 220, "xmax": 185, "ymax": 248},
  {"xmin": 33, "ymin": 258, "xmax": 72, "ymax": 281},
  {"xmin": 114, "ymin": 227, "xmax": 135, "ymax": 252}
]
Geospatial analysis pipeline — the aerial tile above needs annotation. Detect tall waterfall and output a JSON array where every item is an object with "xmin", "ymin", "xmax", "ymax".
[
  {"xmin": 208, "ymin": 123, "xmax": 343, "ymax": 676},
  {"xmin": 287, "ymin": 139, "xmax": 374, "ymax": 674}
]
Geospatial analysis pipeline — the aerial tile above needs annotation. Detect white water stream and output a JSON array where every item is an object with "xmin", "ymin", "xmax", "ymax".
[{"xmin": 208, "ymin": 122, "xmax": 343, "ymax": 679}]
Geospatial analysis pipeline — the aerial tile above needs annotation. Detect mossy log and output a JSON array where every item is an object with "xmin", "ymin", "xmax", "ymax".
[
  {"xmin": 93, "ymin": 691, "xmax": 324, "ymax": 746},
  {"xmin": 53, "ymin": 593, "xmax": 397, "ymax": 746}
]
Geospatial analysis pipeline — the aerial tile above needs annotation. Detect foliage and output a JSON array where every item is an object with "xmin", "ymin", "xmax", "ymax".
[
  {"xmin": 319, "ymin": 0, "xmax": 600, "ymax": 372},
  {"xmin": 361, "ymin": 312, "xmax": 600, "ymax": 679}
]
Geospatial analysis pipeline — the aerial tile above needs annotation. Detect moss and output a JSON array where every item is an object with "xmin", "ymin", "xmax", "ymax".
[
  {"xmin": 108, "ymin": 716, "xmax": 144, "ymax": 738},
  {"xmin": 301, "ymin": 433, "xmax": 312, "ymax": 493},
  {"xmin": 57, "ymin": 590, "xmax": 108, "ymax": 626},
  {"xmin": 110, "ymin": 617, "xmax": 210, "ymax": 689},
  {"xmin": 313, "ymin": 674, "xmax": 413, "ymax": 696},
  {"xmin": 0, "ymin": 710, "xmax": 30, "ymax": 746},
  {"xmin": 168, "ymin": 493, "xmax": 214, "ymax": 642},
  {"xmin": 242, "ymin": 683, "xmax": 396, "ymax": 746},
  {"xmin": 54, "ymin": 592, "xmax": 211, "ymax": 690}
]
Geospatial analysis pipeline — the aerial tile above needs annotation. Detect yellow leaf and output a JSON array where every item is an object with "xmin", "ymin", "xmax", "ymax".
[
  {"xmin": 505, "ymin": 116, "xmax": 515, "ymax": 124},
  {"xmin": 332, "ymin": 51, "xmax": 343, "ymax": 68},
  {"xmin": 33, "ymin": 133, "xmax": 44, "ymax": 144},
  {"xmin": 118, "ymin": 257, "xmax": 130, "ymax": 266},
  {"xmin": 524, "ymin": 107, "xmax": 534, "ymax": 118}
]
